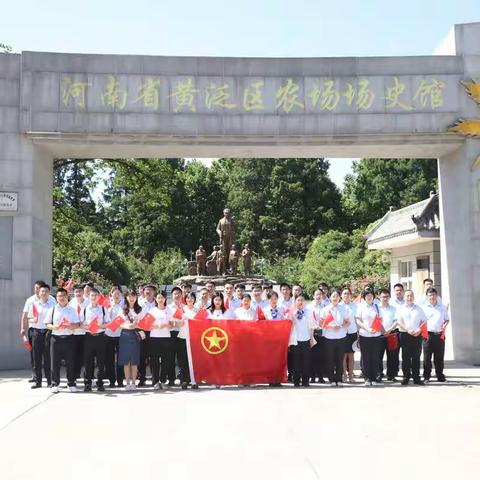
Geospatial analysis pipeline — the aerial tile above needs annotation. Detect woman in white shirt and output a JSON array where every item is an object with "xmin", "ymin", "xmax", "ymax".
[
  {"xmin": 233, "ymin": 294, "xmax": 258, "ymax": 321},
  {"xmin": 320, "ymin": 289, "xmax": 350, "ymax": 387},
  {"xmin": 177, "ymin": 292, "xmax": 198, "ymax": 389},
  {"xmin": 340, "ymin": 287, "xmax": 358, "ymax": 384},
  {"xmin": 356, "ymin": 288, "xmax": 384, "ymax": 386},
  {"xmin": 208, "ymin": 293, "xmax": 234, "ymax": 319},
  {"xmin": 149, "ymin": 290, "xmax": 173, "ymax": 390},
  {"xmin": 105, "ymin": 287, "xmax": 124, "ymax": 388}
]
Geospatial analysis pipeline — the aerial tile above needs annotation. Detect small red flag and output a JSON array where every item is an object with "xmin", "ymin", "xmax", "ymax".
[
  {"xmin": 322, "ymin": 311, "xmax": 334, "ymax": 328},
  {"xmin": 22, "ymin": 335, "xmax": 32, "ymax": 351},
  {"xmin": 440, "ymin": 326, "xmax": 446, "ymax": 341},
  {"xmin": 32, "ymin": 303, "xmax": 39, "ymax": 319},
  {"xmin": 386, "ymin": 333, "xmax": 399, "ymax": 350},
  {"xmin": 108, "ymin": 315, "xmax": 124, "ymax": 332},
  {"xmin": 98, "ymin": 294, "xmax": 111, "ymax": 309},
  {"xmin": 420, "ymin": 321, "xmax": 429, "ymax": 339},
  {"xmin": 58, "ymin": 317, "xmax": 71, "ymax": 329},
  {"xmin": 257, "ymin": 306, "xmax": 266, "ymax": 321},
  {"xmin": 65, "ymin": 279, "xmax": 73, "ymax": 292},
  {"xmin": 371, "ymin": 315, "xmax": 383, "ymax": 332},
  {"xmin": 173, "ymin": 307, "xmax": 183, "ymax": 320},
  {"xmin": 77, "ymin": 304, "xmax": 81, "ymax": 315},
  {"xmin": 193, "ymin": 308, "xmax": 209, "ymax": 321},
  {"xmin": 224, "ymin": 297, "xmax": 230, "ymax": 310},
  {"xmin": 137, "ymin": 312, "xmax": 155, "ymax": 331},
  {"xmin": 87, "ymin": 316, "xmax": 99, "ymax": 334}
]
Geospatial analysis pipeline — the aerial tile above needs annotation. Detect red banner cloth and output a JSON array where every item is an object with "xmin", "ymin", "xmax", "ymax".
[{"xmin": 188, "ymin": 319, "xmax": 291, "ymax": 385}]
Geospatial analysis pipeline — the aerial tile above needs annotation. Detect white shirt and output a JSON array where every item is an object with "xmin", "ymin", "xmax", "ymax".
[
  {"xmin": 321, "ymin": 304, "xmax": 348, "ymax": 340},
  {"xmin": 45, "ymin": 304, "xmax": 79, "ymax": 336},
  {"xmin": 194, "ymin": 300, "xmax": 211, "ymax": 310},
  {"xmin": 307, "ymin": 302, "xmax": 323, "ymax": 329},
  {"xmin": 82, "ymin": 305, "xmax": 109, "ymax": 334},
  {"xmin": 398, "ymin": 304, "xmax": 427, "ymax": 332},
  {"xmin": 263, "ymin": 305, "xmax": 285, "ymax": 321},
  {"xmin": 230, "ymin": 297, "xmax": 242, "ymax": 310},
  {"xmin": 149, "ymin": 306, "xmax": 172, "ymax": 338},
  {"xmin": 23, "ymin": 293, "xmax": 56, "ymax": 313},
  {"xmin": 356, "ymin": 302, "xmax": 382, "ymax": 338},
  {"xmin": 167, "ymin": 302, "xmax": 183, "ymax": 332},
  {"xmin": 421, "ymin": 302, "xmax": 449, "ymax": 332},
  {"xmin": 340, "ymin": 301, "xmax": 358, "ymax": 334},
  {"xmin": 208, "ymin": 308, "xmax": 235, "ymax": 320},
  {"xmin": 69, "ymin": 297, "xmax": 88, "ymax": 335},
  {"xmin": 391, "ymin": 297, "xmax": 405, "ymax": 308},
  {"xmin": 106, "ymin": 302, "xmax": 124, "ymax": 338},
  {"xmin": 234, "ymin": 307, "xmax": 258, "ymax": 321},
  {"xmin": 292, "ymin": 308, "xmax": 315, "ymax": 342},
  {"xmin": 279, "ymin": 297, "xmax": 293, "ymax": 312},
  {"xmin": 180, "ymin": 306, "xmax": 198, "ymax": 339},
  {"xmin": 138, "ymin": 296, "xmax": 146, "ymax": 307},
  {"xmin": 418, "ymin": 294, "xmax": 443, "ymax": 306},
  {"xmin": 251, "ymin": 299, "xmax": 268, "ymax": 311},
  {"xmin": 379, "ymin": 304, "xmax": 397, "ymax": 331},
  {"xmin": 28, "ymin": 297, "xmax": 57, "ymax": 329}
]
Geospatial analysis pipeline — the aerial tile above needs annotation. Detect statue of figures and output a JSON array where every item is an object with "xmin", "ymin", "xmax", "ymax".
[
  {"xmin": 206, "ymin": 245, "xmax": 220, "ymax": 276},
  {"xmin": 242, "ymin": 244, "xmax": 254, "ymax": 276},
  {"xmin": 217, "ymin": 248, "xmax": 226, "ymax": 276},
  {"xmin": 216, "ymin": 208, "xmax": 235, "ymax": 270},
  {"xmin": 229, "ymin": 244, "xmax": 239, "ymax": 275},
  {"xmin": 195, "ymin": 245, "xmax": 207, "ymax": 276}
]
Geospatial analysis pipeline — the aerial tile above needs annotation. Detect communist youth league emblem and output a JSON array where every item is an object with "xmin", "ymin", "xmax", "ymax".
[{"xmin": 201, "ymin": 327, "xmax": 229, "ymax": 355}]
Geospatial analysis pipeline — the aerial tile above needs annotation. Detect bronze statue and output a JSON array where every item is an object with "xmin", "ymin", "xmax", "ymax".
[
  {"xmin": 217, "ymin": 248, "xmax": 226, "ymax": 276},
  {"xmin": 206, "ymin": 246, "xmax": 220, "ymax": 276},
  {"xmin": 216, "ymin": 208, "xmax": 235, "ymax": 270},
  {"xmin": 229, "ymin": 244, "xmax": 239, "ymax": 275},
  {"xmin": 195, "ymin": 245, "xmax": 207, "ymax": 276},
  {"xmin": 241, "ymin": 244, "xmax": 254, "ymax": 276}
]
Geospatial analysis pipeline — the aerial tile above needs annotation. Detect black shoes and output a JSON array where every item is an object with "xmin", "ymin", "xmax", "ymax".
[
  {"xmin": 437, "ymin": 376, "xmax": 447, "ymax": 382},
  {"xmin": 84, "ymin": 385, "xmax": 92, "ymax": 392},
  {"xmin": 31, "ymin": 383, "xmax": 42, "ymax": 389},
  {"xmin": 401, "ymin": 378, "xmax": 409, "ymax": 386},
  {"xmin": 413, "ymin": 379, "xmax": 424, "ymax": 386},
  {"xmin": 181, "ymin": 382, "xmax": 188, "ymax": 390},
  {"xmin": 137, "ymin": 380, "xmax": 146, "ymax": 387},
  {"xmin": 28, "ymin": 377, "xmax": 37, "ymax": 383},
  {"xmin": 168, "ymin": 380, "xmax": 176, "ymax": 387},
  {"xmin": 97, "ymin": 384, "xmax": 105, "ymax": 392}
]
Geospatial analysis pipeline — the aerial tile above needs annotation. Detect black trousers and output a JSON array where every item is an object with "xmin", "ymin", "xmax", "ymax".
[
  {"xmin": 324, "ymin": 337, "xmax": 345, "ymax": 383},
  {"xmin": 423, "ymin": 332, "xmax": 445, "ymax": 379},
  {"xmin": 310, "ymin": 332, "xmax": 325, "ymax": 379},
  {"xmin": 31, "ymin": 328, "xmax": 51, "ymax": 384},
  {"xmin": 105, "ymin": 336, "xmax": 124, "ymax": 385},
  {"xmin": 292, "ymin": 340, "xmax": 311, "ymax": 386},
  {"xmin": 380, "ymin": 333, "xmax": 400, "ymax": 378},
  {"xmin": 400, "ymin": 333, "xmax": 423, "ymax": 380},
  {"xmin": 178, "ymin": 338, "xmax": 191, "ymax": 383},
  {"xmin": 50, "ymin": 335, "xmax": 75, "ymax": 387},
  {"xmin": 149, "ymin": 337, "xmax": 171, "ymax": 385},
  {"xmin": 73, "ymin": 335, "xmax": 85, "ymax": 379},
  {"xmin": 167, "ymin": 331, "xmax": 181, "ymax": 383},
  {"xmin": 360, "ymin": 335, "xmax": 381, "ymax": 382},
  {"xmin": 287, "ymin": 347, "xmax": 295, "ymax": 380},
  {"xmin": 28, "ymin": 327, "xmax": 36, "ymax": 380},
  {"xmin": 138, "ymin": 331, "xmax": 151, "ymax": 382},
  {"xmin": 83, "ymin": 333, "xmax": 106, "ymax": 386}
]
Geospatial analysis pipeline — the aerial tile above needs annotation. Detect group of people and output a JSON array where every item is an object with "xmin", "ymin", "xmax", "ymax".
[{"xmin": 19, "ymin": 277, "xmax": 449, "ymax": 392}]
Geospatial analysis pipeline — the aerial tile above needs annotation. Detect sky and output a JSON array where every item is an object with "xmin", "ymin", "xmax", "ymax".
[{"xmin": 2, "ymin": 0, "xmax": 479, "ymax": 187}]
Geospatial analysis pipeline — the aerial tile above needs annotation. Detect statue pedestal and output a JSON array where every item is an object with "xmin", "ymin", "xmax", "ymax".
[{"xmin": 174, "ymin": 274, "xmax": 275, "ymax": 289}]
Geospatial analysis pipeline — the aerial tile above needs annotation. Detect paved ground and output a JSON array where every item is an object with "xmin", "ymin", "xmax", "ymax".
[{"xmin": 0, "ymin": 365, "xmax": 479, "ymax": 480}]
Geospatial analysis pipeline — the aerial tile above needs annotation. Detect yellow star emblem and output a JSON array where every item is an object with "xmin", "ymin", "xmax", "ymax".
[{"xmin": 201, "ymin": 327, "xmax": 228, "ymax": 355}]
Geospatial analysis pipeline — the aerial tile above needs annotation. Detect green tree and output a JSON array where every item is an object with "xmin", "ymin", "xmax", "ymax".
[{"xmin": 342, "ymin": 158, "xmax": 438, "ymax": 228}]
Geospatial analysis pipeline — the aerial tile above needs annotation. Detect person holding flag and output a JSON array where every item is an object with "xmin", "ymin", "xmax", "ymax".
[
  {"xmin": 179, "ymin": 292, "xmax": 199, "ymax": 389},
  {"xmin": 355, "ymin": 288, "xmax": 384, "ymax": 386},
  {"xmin": 421, "ymin": 287, "xmax": 449, "ymax": 383},
  {"xmin": 69, "ymin": 284, "xmax": 88, "ymax": 381},
  {"xmin": 223, "ymin": 282, "xmax": 235, "ymax": 310},
  {"xmin": 251, "ymin": 284, "xmax": 268, "ymax": 311},
  {"xmin": 118, "ymin": 289, "xmax": 144, "ymax": 391},
  {"xmin": 138, "ymin": 284, "xmax": 156, "ymax": 387},
  {"xmin": 81, "ymin": 288, "xmax": 110, "ymax": 392},
  {"xmin": 308, "ymin": 289, "xmax": 327, "ymax": 384},
  {"xmin": 167, "ymin": 286, "xmax": 184, "ymax": 386},
  {"xmin": 340, "ymin": 287, "xmax": 358, "ymax": 384},
  {"xmin": 396, "ymin": 290, "xmax": 428, "ymax": 386},
  {"xmin": 45, "ymin": 288, "xmax": 80, "ymax": 393},
  {"xmin": 320, "ymin": 289, "xmax": 350, "ymax": 387},
  {"xmin": 28, "ymin": 283, "xmax": 56, "ymax": 389},
  {"xmin": 233, "ymin": 294, "xmax": 259, "ymax": 321},
  {"xmin": 105, "ymin": 287, "xmax": 125, "ymax": 388}
]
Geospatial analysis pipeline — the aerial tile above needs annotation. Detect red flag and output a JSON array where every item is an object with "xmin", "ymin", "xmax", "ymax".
[
  {"xmin": 22, "ymin": 334, "xmax": 32, "ymax": 351},
  {"xmin": 77, "ymin": 304, "xmax": 81, "ymax": 315},
  {"xmin": 137, "ymin": 312, "xmax": 155, "ymax": 331},
  {"xmin": 98, "ymin": 294, "xmax": 111, "ymax": 309},
  {"xmin": 188, "ymin": 319, "xmax": 291, "ymax": 385},
  {"xmin": 386, "ymin": 333, "xmax": 398, "ymax": 351},
  {"xmin": 257, "ymin": 306, "xmax": 266, "ymax": 321},
  {"xmin": 193, "ymin": 308, "xmax": 209, "ymax": 321},
  {"xmin": 440, "ymin": 326, "xmax": 446, "ymax": 341},
  {"xmin": 420, "ymin": 322, "xmax": 429, "ymax": 339},
  {"xmin": 224, "ymin": 297, "xmax": 230, "ymax": 310},
  {"xmin": 58, "ymin": 317, "xmax": 71, "ymax": 329},
  {"xmin": 173, "ymin": 307, "xmax": 184, "ymax": 320},
  {"xmin": 87, "ymin": 316, "xmax": 99, "ymax": 334},
  {"xmin": 32, "ymin": 303, "xmax": 39, "ymax": 319},
  {"xmin": 107, "ymin": 315, "xmax": 124, "ymax": 332},
  {"xmin": 65, "ymin": 279, "xmax": 73, "ymax": 292},
  {"xmin": 322, "ymin": 311, "xmax": 334, "ymax": 328},
  {"xmin": 371, "ymin": 315, "xmax": 383, "ymax": 332}
]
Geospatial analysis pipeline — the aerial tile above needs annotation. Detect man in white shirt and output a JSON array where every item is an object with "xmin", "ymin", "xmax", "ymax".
[
  {"xmin": 167, "ymin": 286, "xmax": 184, "ymax": 387},
  {"xmin": 223, "ymin": 282, "xmax": 235, "ymax": 310},
  {"xmin": 396, "ymin": 290, "xmax": 427, "ymax": 386},
  {"xmin": 391, "ymin": 283, "xmax": 406, "ymax": 308},
  {"xmin": 279, "ymin": 283, "xmax": 293, "ymax": 312},
  {"xmin": 417, "ymin": 278, "xmax": 444, "ymax": 306},
  {"xmin": 45, "ymin": 288, "xmax": 80, "ymax": 393},
  {"xmin": 230, "ymin": 283, "xmax": 245, "ymax": 310},
  {"xmin": 81, "ymin": 288, "xmax": 110, "ymax": 392},
  {"xmin": 251, "ymin": 284, "xmax": 268, "ymax": 311},
  {"xmin": 138, "ymin": 284, "xmax": 156, "ymax": 387},
  {"xmin": 377, "ymin": 289, "xmax": 400, "ymax": 381},
  {"xmin": 308, "ymin": 289, "xmax": 328, "ymax": 383},
  {"xmin": 105, "ymin": 287, "xmax": 125, "ymax": 388},
  {"xmin": 28, "ymin": 283, "xmax": 56, "ymax": 388},
  {"xmin": 69, "ymin": 284, "xmax": 88, "ymax": 380},
  {"xmin": 421, "ymin": 287, "xmax": 449, "ymax": 383}
]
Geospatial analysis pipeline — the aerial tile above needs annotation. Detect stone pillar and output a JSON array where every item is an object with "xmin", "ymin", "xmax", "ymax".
[
  {"xmin": 0, "ymin": 54, "xmax": 53, "ymax": 369},
  {"xmin": 438, "ymin": 140, "xmax": 480, "ymax": 364}
]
